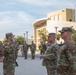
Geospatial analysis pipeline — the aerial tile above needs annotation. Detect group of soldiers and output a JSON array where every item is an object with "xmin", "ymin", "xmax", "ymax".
[
  {"xmin": 0, "ymin": 32, "xmax": 36, "ymax": 75},
  {"xmin": 22, "ymin": 41, "xmax": 36, "ymax": 59},
  {"xmin": 41, "ymin": 27, "xmax": 76, "ymax": 75},
  {"xmin": 0, "ymin": 26, "xmax": 76, "ymax": 75}
]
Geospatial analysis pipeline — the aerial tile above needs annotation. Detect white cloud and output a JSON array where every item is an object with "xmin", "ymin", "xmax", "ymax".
[
  {"xmin": 17, "ymin": 0, "xmax": 57, "ymax": 6},
  {"xmin": 0, "ymin": 0, "xmax": 17, "ymax": 6},
  {"xmin": 5, "ymin": 2, "xmax": 17, "ymax": 5},
  {"xmin": 17, "ymin": 0, "xmax": 76, "ymax": 7},
  {"xmin": 0, "ymin": 11, "xmax": 35, "ymax": 38},
  {"xmin": 17, "ymin": 11, "xmax": 35, "ymax": 24}
]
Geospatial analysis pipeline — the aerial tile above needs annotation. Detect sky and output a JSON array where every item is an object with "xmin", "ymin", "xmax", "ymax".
[{"xmin": 0, "ymin": 0, "xmax": 76, "ymax": 38}]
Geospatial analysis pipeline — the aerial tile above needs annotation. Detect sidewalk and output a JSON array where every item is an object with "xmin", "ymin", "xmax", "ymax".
[
  {"xmin": 0, "ymin": 54, "xmax": 46, "ymax": 75},
  {"xmin": 18, "ymin": 49, "xmax": 40, "ymax": 57}
]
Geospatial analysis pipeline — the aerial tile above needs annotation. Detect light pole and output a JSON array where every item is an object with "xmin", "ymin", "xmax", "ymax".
[
  {"xmin": 23, "ymin": 33, "xmax": 25, "ymax": 42},
  {"xmin": 54, "ymin": 27, "xmax": 58, "ymax": 40},
  {"xmin": 26, "ymin": 31, "xmax": 28, "ymax": 44}
]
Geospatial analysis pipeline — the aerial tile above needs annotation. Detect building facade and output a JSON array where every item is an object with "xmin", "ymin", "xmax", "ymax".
[
  {"xmin": 33, "ymin": 8, "xmax": 75, "ymax": 46},
  {"xmin": 47, "ymin": 8, "xmax": 75, "ymax": 22}
]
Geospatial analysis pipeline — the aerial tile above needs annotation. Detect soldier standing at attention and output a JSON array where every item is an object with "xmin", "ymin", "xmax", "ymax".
[
  {"xmin": 3, "ymin": 33, "xmax": 19, "ymax": 75},
  {"xmin": 41, "ymin": 33, "xmax": 59, "ymax": 75},
  {"xmin": 23, "ymin": 41, "xmax": 28, "ymax": 59},
  {"xmin": 30, "ymin": 41, "xmax": 36, "ymax": 59},
  {"xmin": 57, "ymin": 27, "xmax": 76, "ymax": 75}
]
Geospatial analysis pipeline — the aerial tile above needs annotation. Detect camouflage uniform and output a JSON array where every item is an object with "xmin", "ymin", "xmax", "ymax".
[
  {"xmin": 3, "ymin": 33, "xmax": 19, "ymax": 75},
  {"xmin": 40, "ymin": 42, "xmax": 45, "ymax": 59},
  {"xmin": 57, "ymin": 27, "xmax": 76, "ymax": 75},
  {"xmin": 40, "ymin": 42, "xmax": 47, "ymax": 59},
  {"xmin": 0, "ymin": 41, "xmax": 4, "ymax": 58},
  {"xmin": 23, "ymin": 41, "xmax": 28, "ymax": 59},
  {"xmin": 42, "ymin": 33, "xmax": 59, "ymax": 75},
  {"xmin": 30, "ymin": 41, "xmax": 36, "ymax": 59}
]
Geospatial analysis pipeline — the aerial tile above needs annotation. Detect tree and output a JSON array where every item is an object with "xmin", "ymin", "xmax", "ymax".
[
  {"xmin": 57, "ymin": 34, "xmax": 61, "ymax": 40},
  {"xmin": 15, "ymin": 36, "xmax": 24, "ymax": 44},
  {"xmin": 72, "ymin": 28, "xmax": 76, "ymax": 43},
  {"xmin": 38, "ymin": 28, "xmax": 48, "ymax": 42},
  {"xmin": 2, "ymin": 36, "xmax": 24, "ymax": 44}
]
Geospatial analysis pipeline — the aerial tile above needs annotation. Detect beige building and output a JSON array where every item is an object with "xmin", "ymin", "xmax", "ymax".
[
  {"xmin": 33, "ymin": 18, "xmax": 47, "ymax": 46},
  {"xmin": 47, "ymin": 8, "xmax": 75, "ymax": 22},
  {"xmin": 33, "ymin": 8, "xmax": 75, "ymax": 46}
]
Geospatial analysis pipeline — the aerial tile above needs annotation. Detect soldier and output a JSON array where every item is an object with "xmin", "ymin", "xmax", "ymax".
[
  {"xmin": 12, "ymin": 35, "xmax": 19, "ymax": 62},
  {"xmin": 30, "ymin": 41, "xmax": 36, "ymax": 59},
  {"xmin": 3, "ymin": 33, "xmax": 19, "ymax": 75},
  {"xmin": 57, "ymin": 27, "xmax": 76, "ymax": 75},
  {"xmin": 23, "ymin": 41, "xmax": 28, "ymax": 59},
  {"xmin": 40, "ymin": 41, "xmax": 47, "ymax": 59},
  {"xmin": 41, "ymin": 33, "xmax": 59, "ymax": 75}
]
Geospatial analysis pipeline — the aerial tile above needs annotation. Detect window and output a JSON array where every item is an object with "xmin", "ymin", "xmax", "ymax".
[
  {"xmin": 55, "ymin": 15, "xmax": 58, "ymax": 21},
  {"xmin": 58, "ymin": 14, "xmax": 62, "ymax": 21}
]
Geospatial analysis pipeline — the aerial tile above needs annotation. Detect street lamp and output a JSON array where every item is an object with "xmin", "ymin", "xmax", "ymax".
[
  {"xmin": 26, "ymin": 31, "xmax": 28, "ymax": 44},
  {"xmin": 54, "ymin": 27, "xmax": 58, "ymax": 40},
  {"xmin": 23, "ymin": 33, "xmax": 25, "ymax": 42}
]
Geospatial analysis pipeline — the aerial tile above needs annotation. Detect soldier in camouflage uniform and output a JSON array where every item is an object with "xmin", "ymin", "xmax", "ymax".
[
  {"xmin": 40, "ymin": 41, "xmax": 47, "ymax": 59},
  {"xmin": 30, "ymin": 41, "xmax": 36, "ymax": 59},
  {"xmin": 41, "ymin": 33, "xmax": 59, "ymax": 75},
  {"xmin": 3, "ymin": 33, "xmax": 19, "ymax": 75},
  {"xmin": 23, "ymin": 41, "xmax": 28, "ymax": 59},
  {"xmin": 57, "ymin": 27, "xmax": 76, "ymax": 75}
]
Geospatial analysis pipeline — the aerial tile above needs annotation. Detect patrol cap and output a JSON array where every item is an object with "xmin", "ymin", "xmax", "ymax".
[
  {"xmin": 5, "ymin": 33, "xmax": 14, "ymax": 38},
  {"xmin": 48, "ymin": 33, "xmax": 56, "ymax": 38},
  {"xmin": 59, "ymin": 27, "xmax": 72, "ymax": 33}
]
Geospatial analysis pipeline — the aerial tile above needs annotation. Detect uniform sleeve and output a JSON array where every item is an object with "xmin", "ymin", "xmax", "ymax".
[
  {"xmin": 65, "ymin": 43, "xmax": 76, "ymax": 73},
  {"xmin": 46, "ymin": 45, "xmax": 59, "ymax": 60}
]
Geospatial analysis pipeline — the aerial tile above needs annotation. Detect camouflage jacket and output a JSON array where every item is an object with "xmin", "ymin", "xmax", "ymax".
[
  {"xmin": 30, "ymin": 43, "xmax": 36, "ymax": 51},
  {"xmin": 42, "ymin": 41, "xmax": 59, "ymax": 68},
  {"xmin": 0, "ymin": 42, "xmax": 4, "ymax": 56},
  {"xmin": 23, "ymin": 43, "xmax": 28, "ymax": 51},
  {"xmin": 57, "ymin": 38, "xmax": 76, "ymax": 75},
  {"xmin": 3, "ymin": 41, "xmax": 19, "ymax": 65}
]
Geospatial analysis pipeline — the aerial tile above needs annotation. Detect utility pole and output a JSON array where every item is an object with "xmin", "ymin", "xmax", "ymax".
[
  {"xmin": 23, "ymin": 33, "xmax": 25, "ymax": 42},
  {"xmin": 54, "ymin": 27, "xmax": 58, "ymax": 40},
  {"xmin": 26, "ymin": 31, "xmax": 28, "ymax": 44},
  {"xmin": 74, "ymin": 4, "xmax": 76, "ymax": 22}
]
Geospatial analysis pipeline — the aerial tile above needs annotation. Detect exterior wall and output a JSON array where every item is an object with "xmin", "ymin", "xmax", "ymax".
[
  {"xmin": 47, "ymin": 8, "xmax": 75, "ymax": 22},
  {"xmin": 66, "ymin": 9, "xmax": 75, "ymax": 21},
  {"xmin": 28, "ymin": 38, "xmax": 34, "ymax": 45}
]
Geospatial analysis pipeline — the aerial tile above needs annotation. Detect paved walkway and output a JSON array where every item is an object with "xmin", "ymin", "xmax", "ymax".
[{"xmin": 0, "ymin": 51, "xmax": 47, "ymax": 75}]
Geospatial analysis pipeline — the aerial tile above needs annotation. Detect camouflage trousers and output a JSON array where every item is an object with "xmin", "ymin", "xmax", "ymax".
[
  {"xmin": 3, "ymin": 64, "xmax": 15, "ymax": 75},
  {"xmin": 24, "ymin": 51, "xmax": 28, "ymax": 59},
  {"xmin": 31, "ymin": 50, "xmax": 35, "ymax": 59},
  {"xmin": 46, "ymin": 67, "xmax": 59, "ymax": 75}
]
